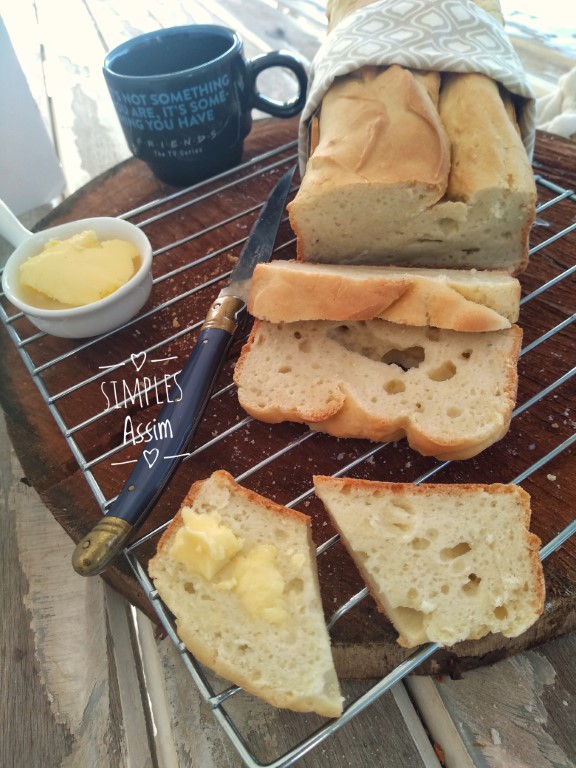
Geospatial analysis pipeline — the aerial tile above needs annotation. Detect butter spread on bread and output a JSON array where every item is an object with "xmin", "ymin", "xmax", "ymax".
[
  {"xmin": 148, "ymin": 470, "xmax": 343, "ymax": 718},
  {"xmin": 313, "ymin": 477, "xmax": 545, "ymax": 648}
]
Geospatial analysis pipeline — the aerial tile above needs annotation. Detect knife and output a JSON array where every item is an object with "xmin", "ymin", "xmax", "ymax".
[{"xmin": 72, "ymin": 165, "xmax": 296, "ymax": 577}]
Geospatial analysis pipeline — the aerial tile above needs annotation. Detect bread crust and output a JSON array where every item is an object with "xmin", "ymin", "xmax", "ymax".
[
  {"xmin": 248, "ymin": 261, "xmax": 520, "ymax": 331},
  {"xmin": 290, "ymin": 64, "xmax": 450, "ymax": 215},
  {"xmin": 155, "ymin": 470, "xmax": 309, "ymax": 551}
]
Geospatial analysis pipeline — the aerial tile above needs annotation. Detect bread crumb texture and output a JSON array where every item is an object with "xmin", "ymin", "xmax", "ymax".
[
  {"xmin": 149, "ymin": 470, "xmax": 343, "ymax": 717},
  {"xmin": 234, "ymin": 319, "xmax": 522, "ymax": 460},
  {"xmin": 314, "ymin": 477, "xmax": 545, "ymax": 648}
]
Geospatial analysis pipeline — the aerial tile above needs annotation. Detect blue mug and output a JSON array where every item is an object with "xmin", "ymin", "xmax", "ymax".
[{"xmin": 103, "ymin": 25, "xmax": 308, "ymax": 186}]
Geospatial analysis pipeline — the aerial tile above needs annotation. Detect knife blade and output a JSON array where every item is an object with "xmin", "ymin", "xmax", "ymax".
[{"xmin": 72, "ymin": 164, "xmax": 296, "ymax": 577}]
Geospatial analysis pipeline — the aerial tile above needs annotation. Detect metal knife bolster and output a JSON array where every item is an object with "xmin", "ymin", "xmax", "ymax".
[{"xmin": 202, "ymin": 291, "xmax": 247, "ymax": 334}]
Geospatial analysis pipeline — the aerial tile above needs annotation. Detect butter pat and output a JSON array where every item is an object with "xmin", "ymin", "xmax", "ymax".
[
  {"xmin": 170, "ymin": 508, "xmax": 243, "ymax": 580},
  {"xmin": 170, "ymin": 506, "xmax": 289, "ymax": 625},
  {"xmin": 228, "ymin": 544, "xmax": 288, "ymax": 626},
  {"xmin": 19, "ymin": 230, "xmax": 139, "ymax": 307}
]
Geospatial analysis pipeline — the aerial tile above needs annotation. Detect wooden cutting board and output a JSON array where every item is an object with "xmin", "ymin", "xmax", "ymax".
[{"xmin": 1, "ymin": 118, "xmax": 575, "ymax": 678}]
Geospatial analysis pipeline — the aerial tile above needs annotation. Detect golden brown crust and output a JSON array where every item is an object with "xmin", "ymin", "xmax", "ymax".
[
  {"xmin": 294, "ymin": 64, "xmax": 450, "ymax": 200},
  {"xmin": 154, "ymin": 471, "xmax": 310, "ymax": 559},
  {"xmin": 439, "ymin": 73, "xmax": 535, "ymax": 204},
  {"xmin": 248, "ymin": 261, "xmax": 519, "ymax": 331}
]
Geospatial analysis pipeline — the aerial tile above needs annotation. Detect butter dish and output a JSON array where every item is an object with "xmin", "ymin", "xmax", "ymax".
[{"xmin": 1, "ymin": 199, "xmax": 153, "ymax": 338}]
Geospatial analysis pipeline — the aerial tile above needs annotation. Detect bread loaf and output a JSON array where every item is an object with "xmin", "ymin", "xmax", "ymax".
[
  {"xmin": 248, "ymin": 261, "xmax": 520, "ymax": 331},
  {"xmin": 233, "ymin": 319, "xmax": 522, "ymax": 460},
  {"xmin": 289, "ymin": 0, "xmax": 537, "ymax": 274},
  {"xmin": 148, "ymin": 470, "xmax": 343, "ymax": 717},
  {"xmin": 313, "ymin": 477, "xmax": 545, "ymax": 648}
]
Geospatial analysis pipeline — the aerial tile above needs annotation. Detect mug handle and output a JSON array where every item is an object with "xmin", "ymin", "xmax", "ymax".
[{"xmin": 246, "ymin": 51, "xmax": 308, "ymax": 118}]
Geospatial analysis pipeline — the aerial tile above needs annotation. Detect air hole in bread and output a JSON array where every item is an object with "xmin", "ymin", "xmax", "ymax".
[
  {"xmin": 286, "ymin": 577, "xmax": 304, "ymax": 595},
  {"xmin": 407, "ymin": 588, "xmax": 418, "ymax": 600},
  {"xmin": 326, "ymin": 325, "xmax": 425, "ymax": 369},
  {"xmin": 184, "ymin": 582, "xmax": 196, "ymax": 594},
  {"xmin": 278, "ymin": 365, "xmax": 292, "ymax": 374},
  {"xmin": 494, "ymin": 605, "xmax": 508, "ymax": 620},
  {"xmin": 298, "ymin": 339, "xmax": 312, "ymax": 353},
  {"xmin": 447, "ymin": 407, "xmax": 462, "ymax": 418},
  {"xmin": 393, "ymin": 606, "xmax": 425, "ymax": 636},
  {"xmin": 461, "ymin": 349, "xmax": 472, "ymax": 359},
  {"xmin": 462, "ymin": 573, "xmax": 481, "ymax": 594},
  {"xmin": 392, "ymin": 522, "xmax": 413, "ymax": 533},
  {"xmin": 381, "ymin": 346, "xmax": 425, "ymax": 370},
  {"xmin": 426, "ymin": 528, "xmax": 439, "ymax": 540},
  {"xmin": 410, "ymin": 537, "xmax": 430, "ymax": 550},
  {"xmin": 385, "ymin": 379, "xmax": 406, "ymax": 394},
  {"xmin": 238, "ymin": 643, "xmax": 251, "ymax": 654},
  {"xmin": 428, "ymin": 361, "xmax": 457, "ymax": 382},
  {"xmin": 441, "ymin": 584, "xmax": 450, "ymax": 595},
  {"xmin": 440, "ymin": 542, "xmax": 471, "ymax": 561},
  {"xmin": 438, "ymin": 217, "xmax": 459, "ymax": 235},
  {"xmin": 391, "ymin": 500, "xmax": 415, "ymax": 514},
  {"xmin": 293, "ymin": 331, "xmax": 302, "ymax": 339}
]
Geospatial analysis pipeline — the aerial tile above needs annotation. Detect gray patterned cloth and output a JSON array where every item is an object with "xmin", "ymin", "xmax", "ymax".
[{"xmin": 299, "ymin": 0, "xmax": 536, "ymax": 168}]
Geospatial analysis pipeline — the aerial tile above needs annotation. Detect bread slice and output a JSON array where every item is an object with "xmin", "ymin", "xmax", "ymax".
[
  {"xmin": 148, "ymin": 470, "xmax": 343, "ymax": 717},
  {"xmin": 248, "ymin": 261, "xmax": 520, "ymax": 331},
  {"xmin": 234, "ymin": 319, "xmax": 522, "ymax": 460},
  {"xmin": 313, "ymin": 477, "xmax": 545, "ymax": 648}
]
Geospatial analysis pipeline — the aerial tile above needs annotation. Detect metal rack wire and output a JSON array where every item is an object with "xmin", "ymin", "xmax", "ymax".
[{"xmin": 1, "ymin": 143, "xmax": 575, "ymax": 768}]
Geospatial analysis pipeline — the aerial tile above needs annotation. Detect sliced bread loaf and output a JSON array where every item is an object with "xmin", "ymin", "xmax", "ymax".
[
  {"xmin": 148, "ymin": 470, "xmax": 343, "ymax": 717},
  {"xmin": 233, "ymin": 319, "xmax": 522, "ymax": 460},
  {"xmin": 289, "ymin": 65, "xmax": 535, "ymax": 273},
  {"xmin": 313, "ymin": 477, "xmax": 545, "ymax": 648},
  {"xmin": 248, "ymin": 261, "xmax": 520, "ymax": 331}
]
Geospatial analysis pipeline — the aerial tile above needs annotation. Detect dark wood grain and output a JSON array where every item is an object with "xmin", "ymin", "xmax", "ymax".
[{"xmin": 1, "ymin": 121, "xmax": 575, "ymax": 679}]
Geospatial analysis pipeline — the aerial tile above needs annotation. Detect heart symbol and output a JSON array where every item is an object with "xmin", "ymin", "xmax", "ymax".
[
  {"xmin": 131, "ymin": 352, "xmax": 146, "ymax": 371},
  {"xmin": 143, "ymin": 448, "xmax": 159, "ymax": 468}
]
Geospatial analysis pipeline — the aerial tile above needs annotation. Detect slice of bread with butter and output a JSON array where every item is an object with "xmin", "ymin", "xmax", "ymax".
[{"xmin": 148, "ymin": 470, "xmax": 343, "ymax": 718}]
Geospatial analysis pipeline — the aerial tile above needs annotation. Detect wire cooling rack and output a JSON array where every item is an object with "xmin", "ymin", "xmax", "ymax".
[{"xmin": 1, "ymin": 140, "xmax": 575, "ymax": 768}]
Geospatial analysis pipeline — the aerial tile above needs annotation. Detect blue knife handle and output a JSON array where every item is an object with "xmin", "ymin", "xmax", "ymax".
[{"xmin": 72, "ymin": 294, "xmax": 245, "ymax": 576}]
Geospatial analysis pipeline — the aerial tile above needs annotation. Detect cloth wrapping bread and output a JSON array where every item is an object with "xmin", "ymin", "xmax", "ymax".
[
  {"xmin": 298, "ymin": 0, "xmax": 536, "ymax": 171},
  {"xmin": 536, "ymin": 66, "xmax": 576, "ymax": 141}
]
